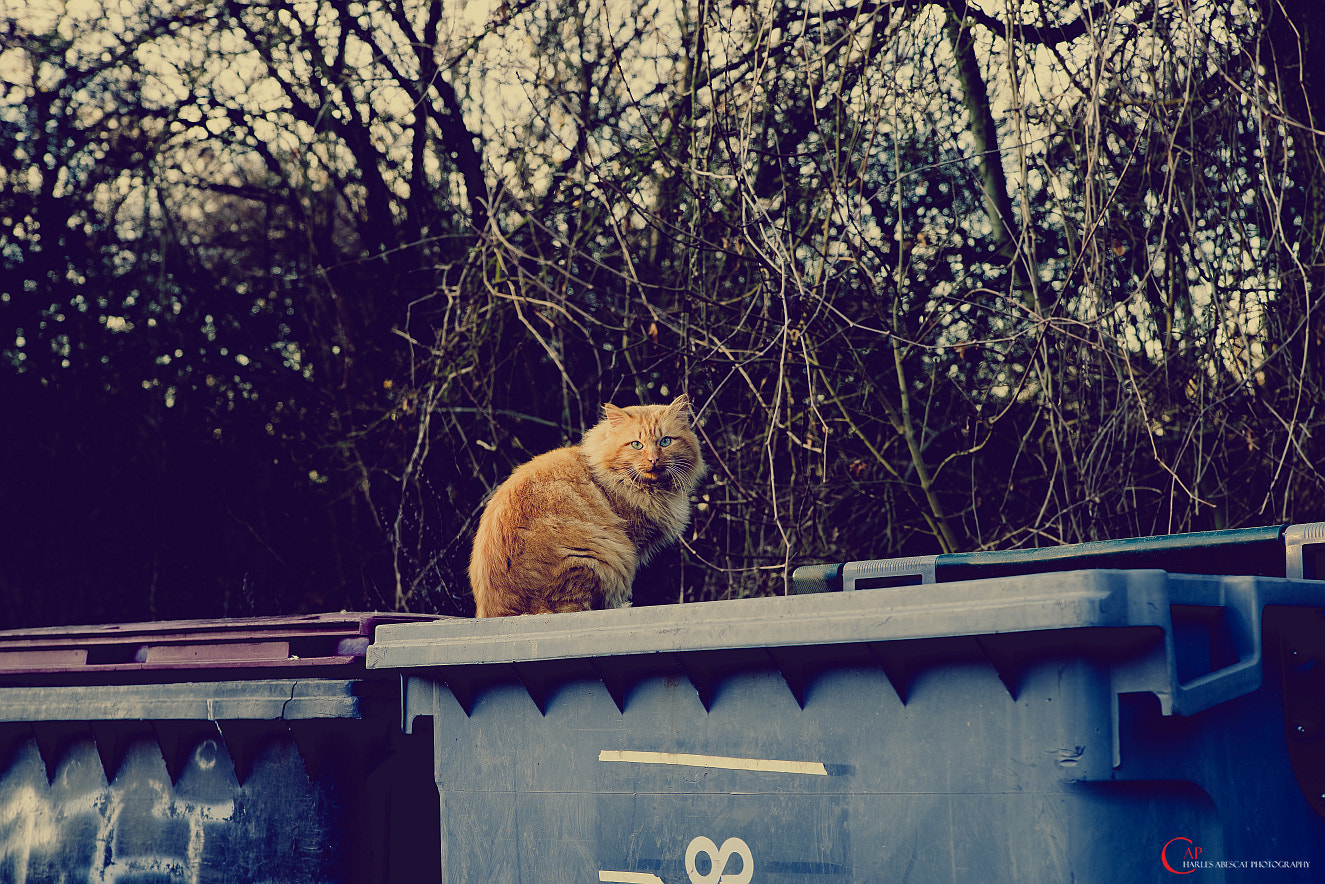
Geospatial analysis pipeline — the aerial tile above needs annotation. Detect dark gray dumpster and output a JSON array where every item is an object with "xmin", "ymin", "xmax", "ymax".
[
  {"xmin": 369, "ymin": 570, "xmax": 1325, "ymax": 882},
  {"xmin": 0, "ymin": 612, "xmax": 442, "ymax": 883}
]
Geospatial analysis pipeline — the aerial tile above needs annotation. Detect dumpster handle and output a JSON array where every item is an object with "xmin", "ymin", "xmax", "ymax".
[{"xmin": 1166, "ymin": 575, "xmax": 1325, "ymax": 716}]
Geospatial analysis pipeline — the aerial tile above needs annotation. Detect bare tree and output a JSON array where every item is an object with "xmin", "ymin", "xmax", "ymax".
[
  {"xmin": 397, "ymin": 0, "xmax": 1325, "ymax": 609},
  {"xmin": 3, "ymin": 0, "xmax": 1323, "ymax": 622}
]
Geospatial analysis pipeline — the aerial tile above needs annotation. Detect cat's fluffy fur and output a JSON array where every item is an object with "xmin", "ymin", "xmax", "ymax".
[{"xmin": 469, "ymin": 395, "xmax": 705, "ymax": 617}]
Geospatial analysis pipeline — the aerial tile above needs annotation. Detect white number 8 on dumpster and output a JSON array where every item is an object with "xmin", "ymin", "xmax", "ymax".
[{"xmin": 685, "ymin": 836, "xmax": 753, "ymax": 884}]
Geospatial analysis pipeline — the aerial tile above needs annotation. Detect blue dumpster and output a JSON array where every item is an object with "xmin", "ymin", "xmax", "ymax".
[
  {"xmin": 370, "ymin": 570, "xmax": 1325, "ymax": 882},
  {"xmin": 0, "ymin": 613, "xmax": 441, "ymax": 883}
]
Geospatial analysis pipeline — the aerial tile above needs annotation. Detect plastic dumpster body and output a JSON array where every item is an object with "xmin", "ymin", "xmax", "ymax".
[
  {"xmin": 0, "ymin": 613, "xmax": 442, "ymax": 883},
  {"xmin": 369, "ymin": 571, "xmax": 1325, "ymax": 883}
]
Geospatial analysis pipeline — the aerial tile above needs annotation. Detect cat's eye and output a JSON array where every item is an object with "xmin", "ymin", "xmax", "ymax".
[
  {"xmin": 630, "ymin": 440, "xmax": 644, "ymax": 450},
  {"xmin": 659, "ymin": 437, "xmax": 673, "ymax": 447}
]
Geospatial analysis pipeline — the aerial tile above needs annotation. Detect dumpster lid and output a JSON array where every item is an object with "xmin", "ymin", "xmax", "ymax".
[
  {"xmin": 0, "ymin": 612, "xmax": 448, "ymax": 681},
  {"xmin": 793, "ymin": 522, "xmax": 1325, "ymax": 592},
  {"xmin": 368, "ymin": 570, "xmax": 1167, "ymax": 669},
  {"xmin": 370, "ymin": 570, "xmax": 1325, "ymax": 720}
]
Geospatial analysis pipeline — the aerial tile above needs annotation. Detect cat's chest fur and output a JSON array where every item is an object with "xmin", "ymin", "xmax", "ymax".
[{"xmin": 583, "ymin": 452, "xmax": 691, "ymax": 560}]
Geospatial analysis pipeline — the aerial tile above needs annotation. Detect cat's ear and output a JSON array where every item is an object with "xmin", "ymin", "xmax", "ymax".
[
  {"xmin": 603, "ymin": 403, "xmax": 628, "ymax": 428},
  {"xmin": 666, "ymin": 394, "xmax": 694, "ymax": 425}
]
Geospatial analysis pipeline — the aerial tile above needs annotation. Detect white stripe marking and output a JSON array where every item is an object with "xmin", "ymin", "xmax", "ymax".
[
  {"xmin": 598, "ymin": 749, "xmax": 827, "ymax": 775},
  {"xmin": 599, "ymin": 872, "xmax": 665, "ymax": 884}
]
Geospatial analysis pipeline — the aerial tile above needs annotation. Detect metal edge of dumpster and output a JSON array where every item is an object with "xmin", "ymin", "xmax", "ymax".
[
  {"xmin": 0, "ymin": 612, "xmax": 444, "ymax": 884},
  {"xmin": 368, "ymin": 569, "xmax": 1325, "ymax": 883}
]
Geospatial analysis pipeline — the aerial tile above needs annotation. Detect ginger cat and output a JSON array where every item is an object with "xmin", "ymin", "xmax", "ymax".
[{"xmin": 469, "ymin": 395, "xmax": 705, "ymax": 617}]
